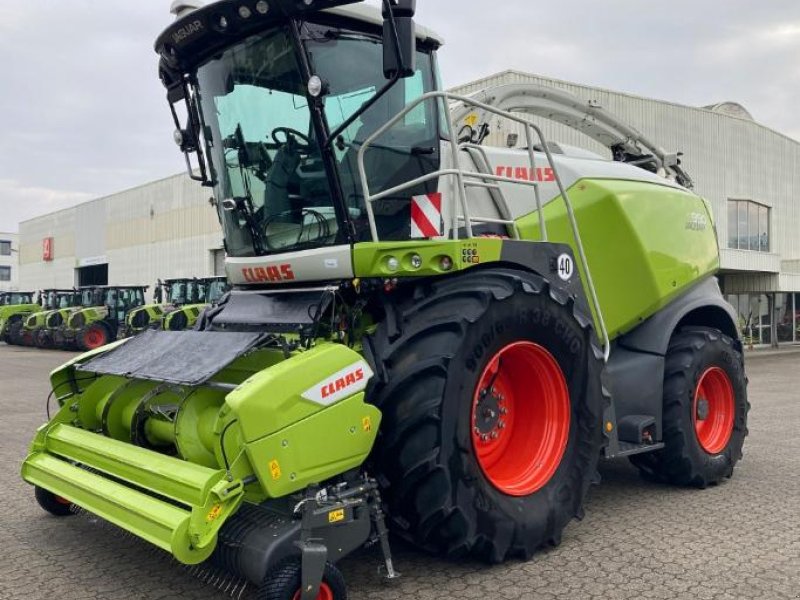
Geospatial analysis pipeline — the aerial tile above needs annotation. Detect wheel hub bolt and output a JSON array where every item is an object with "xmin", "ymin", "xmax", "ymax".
[{"xmin": 696, "ymin": 397, "xmax": 710, "ymax": 421}]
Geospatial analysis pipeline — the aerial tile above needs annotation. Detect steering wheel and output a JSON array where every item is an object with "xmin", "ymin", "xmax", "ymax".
[{"xmin": 271, "ymin": 127, "xmax": 312, "ymax": 152}]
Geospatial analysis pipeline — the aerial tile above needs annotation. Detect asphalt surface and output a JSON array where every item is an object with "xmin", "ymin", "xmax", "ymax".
[{"xmin": 1, "ymin": 343, "xmax": 798, "ymax": 600}]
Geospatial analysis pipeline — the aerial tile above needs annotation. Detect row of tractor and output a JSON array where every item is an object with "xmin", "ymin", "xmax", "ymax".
[{"xmin": 0, "ymin": 277, "xmax": 229, "ymax": 351}]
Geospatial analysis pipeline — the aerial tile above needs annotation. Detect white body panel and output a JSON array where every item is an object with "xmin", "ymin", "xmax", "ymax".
[
  {"xmin": 438, "ymin": 141, "xmax": 686, "ymax": 237},
  {"xmin": 226, "ymin": 245, "xmax": 354, "ymax": 286}
]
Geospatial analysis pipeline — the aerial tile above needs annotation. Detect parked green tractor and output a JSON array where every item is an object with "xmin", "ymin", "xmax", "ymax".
[
  {"xmin": 161, "ymin": 277, "xmax": 231, "ymax": 331},
  {"xmin": 29, "ymin": 290, "xmax": 82, "ymax": 350},
  {"xmin": 1, "ymin": 291, "xmax": 41, "ymax": 345},
  {"xmin": 54, "ymin": 286, "xmax": 147, "ymax": 350},
  {"xmin": 123, "ymin": 278, "xmax": 202, "ymax": 337},
  {"xmin": 22, "ymin": 1, "xmax": 749, "ymax": 599}
]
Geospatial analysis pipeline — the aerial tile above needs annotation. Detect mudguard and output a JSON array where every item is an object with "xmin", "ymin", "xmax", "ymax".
[{"xmin": 618, "ymin": 277, "xmax": 738, "ymax": 356}]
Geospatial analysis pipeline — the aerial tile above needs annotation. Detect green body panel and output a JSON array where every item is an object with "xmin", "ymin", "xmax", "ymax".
[
  {"xmin": 0, "ymin": 304, "xmax": 40, "ymax": 337},
  {"xmin": 24, "ymin": 310, "xmax": 50, "ymax": 331},
  {"xmin": 227, "ymin": 342, "xmax": 368, "ymax": 443},
  {"xmin": 125, "ymin": 303, "xmax": 171, "ymax": 333},
  {"xmin": 516, "ymin": 179, "xmax": 719, "ymax": 339},
  {"xmin": 352, "ymin": 239, "xmax": 503, "ymax": 278},
  {"xmin": 32, "ymin": 307, "xmax": 81, "ymax": 332},
  {"xmin": 248, "ymin": 392, "xmax": 381, "ymax": 498},
  {"xmin": 162, "ymin": 303, "xmax": 209, "ymax": 331},
  {"xmin": 23, "ymin": 310, "xmax": 48, "ymax": 331},
  {"xmin": 67, "ymin": 306, "xmax": 108, "ymax": 331}
]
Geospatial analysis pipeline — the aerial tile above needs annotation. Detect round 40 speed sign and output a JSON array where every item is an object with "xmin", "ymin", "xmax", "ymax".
[{"xmin": 556, "ymin": 254, "xmax": 574, "ymax": 282}]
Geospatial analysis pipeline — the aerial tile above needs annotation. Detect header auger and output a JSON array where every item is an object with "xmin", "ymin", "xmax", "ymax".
[{"xmin": 22, "ymin": 1, "xmax": 748, "ymax": 598}]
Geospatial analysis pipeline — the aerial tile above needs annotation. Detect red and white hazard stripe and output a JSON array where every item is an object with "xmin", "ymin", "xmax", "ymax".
[{"xmin": 410, "ymin": 192, "xmax": 444, "ymax": 238}]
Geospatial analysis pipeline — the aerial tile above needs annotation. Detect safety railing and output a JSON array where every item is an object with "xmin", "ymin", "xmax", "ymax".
[{"xmin": 356, "ymin": 90, "xmax": 610, "ymax": 360}]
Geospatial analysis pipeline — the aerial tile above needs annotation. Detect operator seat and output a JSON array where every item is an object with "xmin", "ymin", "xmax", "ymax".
[
  {"xmin": 341, "ymin": 107, "xmax": 438, "ymax": 241},
  {"xmin": 263, "ymin": 137, "xmax": 301, "ymax": 220}
]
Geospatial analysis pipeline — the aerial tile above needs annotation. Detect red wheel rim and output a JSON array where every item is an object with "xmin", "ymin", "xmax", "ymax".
[
  {"xmin": 84, "ymin": 328, "xmax": 106, "ymax": 349},
  {"xmin": 292, "ymin": 583, "xmax": 333, "ymax": 600},
  {"xmin": 693, "ymin": 367, "xmax": 735, "ymax": 454},
  {"xmin": 471, "ymin": 341, "xmax": 571, "ymax": 496}
]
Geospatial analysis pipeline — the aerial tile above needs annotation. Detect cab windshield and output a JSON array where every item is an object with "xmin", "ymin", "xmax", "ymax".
[
  {"xmin": 80, "ymin": 290, "xmax": 99, "ymax": 307},
  {"xmin": 43, "ymin": 292, "xmax": 58, "ymax": 310},
  {"xmin": 194, "ymin": 22, "xmax": 440, "ymax": 257},
  {"xmin": 206, "ymin": 280, "xmax": 228, "ymax": 303},
  {"xmin": 2, "ymin": 293, "xmax": 33, "ymax": 305},
  {"xmin": 169, "ymin": 282, "xmax": 189, "ymax": 304}
]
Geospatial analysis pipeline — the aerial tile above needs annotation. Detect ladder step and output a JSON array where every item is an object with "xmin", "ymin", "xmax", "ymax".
[{"xmin": 614, "ymin": 441, "xmax": 665, "ymax": 458}]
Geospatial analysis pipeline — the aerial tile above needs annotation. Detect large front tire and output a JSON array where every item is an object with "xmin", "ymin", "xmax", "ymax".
[
  {"xmin": 630, "ymin": 327, "xmax": 748, "ymax": 487},
  {"xmin": 4, "ymin": 319, "xmax": 23, "ymax": 345},
  {"xmin": 367, "ymin": 269, "xmax": 606, "ymax": 563}
]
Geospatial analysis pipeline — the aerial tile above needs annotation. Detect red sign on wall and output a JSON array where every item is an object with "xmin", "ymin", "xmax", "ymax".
[{"xmin": 43, "ymin": 237, "xmax": 54, "ymax": 262}]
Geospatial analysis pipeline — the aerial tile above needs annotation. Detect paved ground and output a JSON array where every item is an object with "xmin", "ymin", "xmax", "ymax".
[{"xmin": 1, "ymin": 343, "xmax": 798, "ymax": 600}]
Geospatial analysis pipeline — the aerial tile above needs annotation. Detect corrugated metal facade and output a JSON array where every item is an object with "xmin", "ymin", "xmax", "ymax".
[
  {"xmin": 18, "ymin": 174, "xmax": 222, "ymax": 300},
  {"xmin": 451, "ymin": 70, "xmax": 800, "ymax": 293}
]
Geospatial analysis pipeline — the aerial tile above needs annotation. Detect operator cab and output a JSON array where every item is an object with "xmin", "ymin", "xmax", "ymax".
[{"xmin": 157, "ymin": 0, "xmax": 442, "ymax": 259}]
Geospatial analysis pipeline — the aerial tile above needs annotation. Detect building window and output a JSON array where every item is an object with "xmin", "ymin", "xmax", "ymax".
[
  {"xmin": 727, "ymin": 200, "xmax": 769, "ymax": 251},
  {"xmin": 0, "ymin": 240, "xmax": 10, "ymax": 256},
  {"xmin": 0, "ymin": 266, "xmax": 10, "ymax": 281}
]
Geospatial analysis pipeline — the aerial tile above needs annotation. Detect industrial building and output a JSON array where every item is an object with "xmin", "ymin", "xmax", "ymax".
[
  {"xmin": 17, "ymin": 174, "xmax": 222, "ymax": 298},
  {"xmin": 0, "ymin": 232, "xmax": 19, "ymax": 292},
  {"xmin": 15, "ymin": 70, "xmax": 800, "ymax": 345}
]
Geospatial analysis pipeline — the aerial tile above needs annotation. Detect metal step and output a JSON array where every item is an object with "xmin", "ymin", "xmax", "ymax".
[{"xmin": 614, "ymin": 441, "xmax": 665, "ymax": 457}]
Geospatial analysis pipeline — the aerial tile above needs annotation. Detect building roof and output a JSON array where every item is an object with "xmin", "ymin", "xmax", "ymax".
[{"xmin": 703, "ymin": 102, "xmax": 754, "ymax": 121}]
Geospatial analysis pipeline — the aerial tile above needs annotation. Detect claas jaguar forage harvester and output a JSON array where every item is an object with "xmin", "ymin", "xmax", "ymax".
[{"xmin": 22, "ymin": 1, "xmax": 749, "ymax": 599}]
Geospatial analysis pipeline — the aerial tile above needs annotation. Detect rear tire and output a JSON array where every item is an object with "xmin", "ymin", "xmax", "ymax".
[
  {"xmin": 34, "ymin": 486, "xmax": 74, "ymax": 517},
  {"xmin": 257, "ymin": 558, "xmax": 346, "ymax": 600},
  {"xmin": 367, "ymin": 269, "xmax": 606, "ymax": 563},
  {"xmin": 79, "ymin": 323, "xmax": 110, "ymax": 351},
  {"xmin": 630, "ymin": 327, "xmax": 748, "ymax": 487}
]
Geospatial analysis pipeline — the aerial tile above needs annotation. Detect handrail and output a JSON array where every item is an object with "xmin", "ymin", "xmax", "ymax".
[{"xmin": 356, "ymin": 90, "xmax": 610, "ymax": 361}]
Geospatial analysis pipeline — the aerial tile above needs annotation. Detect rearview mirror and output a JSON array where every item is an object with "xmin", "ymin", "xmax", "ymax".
[{"xmin": 382, "ymin": 0, "xmax": 417, "ymax": 79}]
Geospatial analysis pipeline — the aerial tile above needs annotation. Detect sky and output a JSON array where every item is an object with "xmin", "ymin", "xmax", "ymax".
[{"xmin": 1, "ymin": 0, "xmax": 799, "ymax": 232}]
